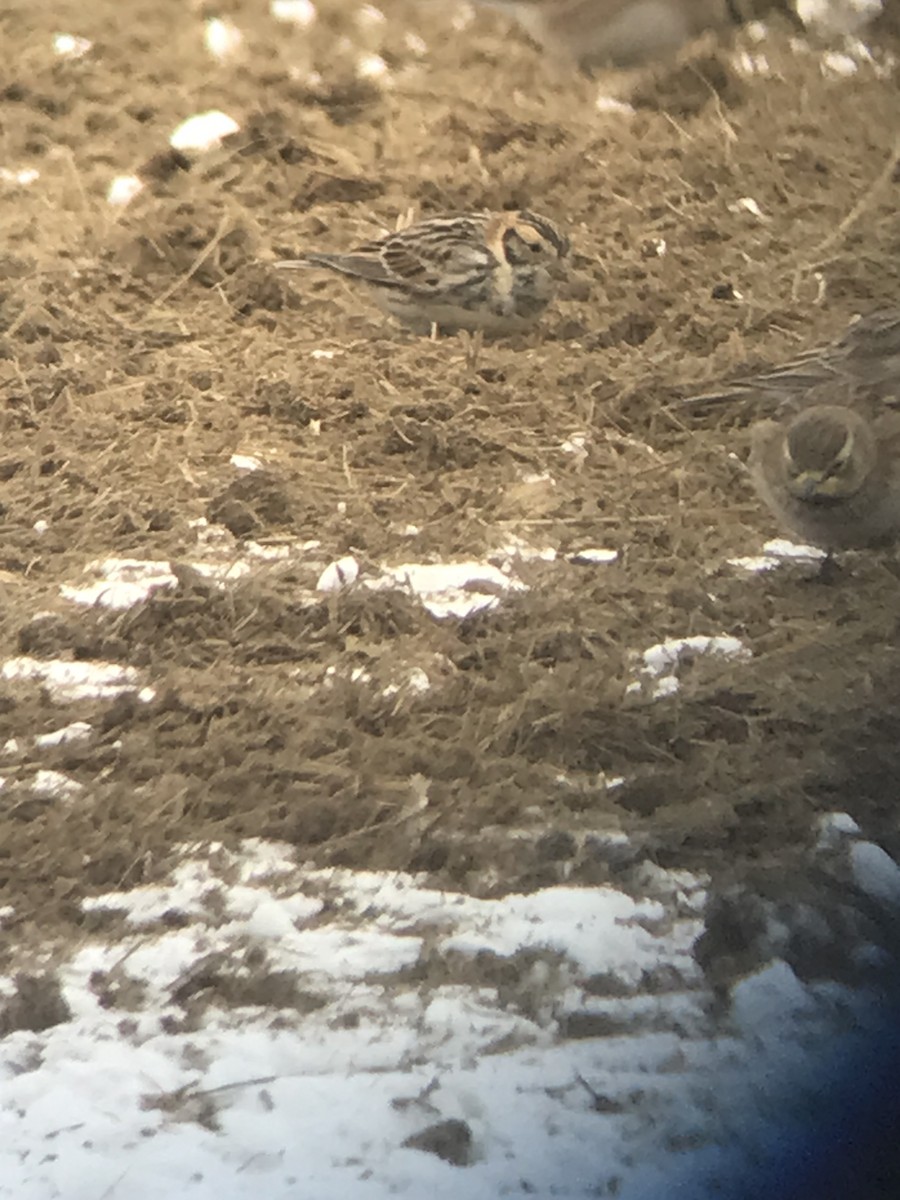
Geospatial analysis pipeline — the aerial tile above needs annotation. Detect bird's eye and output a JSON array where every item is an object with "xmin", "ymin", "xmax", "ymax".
[{"xmin": 529, "ymin": 240, "xmax": 543, "ymax": 253}]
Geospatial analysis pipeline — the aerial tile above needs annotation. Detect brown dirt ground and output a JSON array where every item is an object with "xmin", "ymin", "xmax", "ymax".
[{"xmin": 1, "ymin": 0, "xmax": 899, "ymax": 952}]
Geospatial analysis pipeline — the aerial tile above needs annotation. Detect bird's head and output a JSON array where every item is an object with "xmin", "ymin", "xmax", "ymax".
[
  {"xmin": 492, "ymin": 211, "xmax": 570, "ymax": 274},
  {"xmin": 782, "ymin": 405, "xmax": 875, "ymax": 502}
]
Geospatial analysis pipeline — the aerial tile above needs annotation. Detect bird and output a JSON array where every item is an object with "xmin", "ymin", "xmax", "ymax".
[
  {"xmin": 748, "ymin": 403, "xmax": 900, "ymax": 554},
  {"xmin": 274, "ymin": 210, "xmax": 571, "ymax": 336},
  {"xmin": 471, "ymin": 0, "xmax": 783, "ymax": 71},
  {"xmin": 684, "ymin": 309, "xmax": 900, "ymax": 415}
]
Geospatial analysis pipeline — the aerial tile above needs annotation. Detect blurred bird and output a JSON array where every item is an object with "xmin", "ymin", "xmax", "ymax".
[
  {"xmin": 748, "ymin": 403, "xmax": 900, "ymax": 553},
  {"xmin": 472, "ymin": 0, "xmax": 782, "ymax": 70},
  {"xmin": 685, "ymin": 309, "xmax": 900, "ymax": 414},
  {"xmin": 274, "ymin": 210, "xmax": 570, "ymax": 336}
]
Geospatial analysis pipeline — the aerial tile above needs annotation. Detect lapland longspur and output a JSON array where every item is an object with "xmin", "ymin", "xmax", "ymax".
[
  {"xmin": 474, "ymin": 0, "xmax": 772, "ymax": 70},
  {"xmin": 274, "ymin": 210, "xmax": 570, "ymax": 336},
  {"xmin": 748, "ymin": 403, "xmax": 900, "ymax": 552},
  {"xmin": 685, "ymin": 310, "xmax": 900, "ymax": 414}
]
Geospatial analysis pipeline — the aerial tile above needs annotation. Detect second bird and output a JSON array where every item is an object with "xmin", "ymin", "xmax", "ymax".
[
  {"xmin": 748, "ymin": 403, "xmax": 900, "ymax": 553},
  {"xmin": 275, "ymin": 210, "xmax": 570, "ymax": 337}
]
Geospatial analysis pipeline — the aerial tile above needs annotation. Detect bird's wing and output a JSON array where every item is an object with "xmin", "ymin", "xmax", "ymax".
[
  {"xmin": 680, "ymin": 350, "xmax": 841, "ymax": 409},
  {"xmin": 384, "ymin": 220, "xmax": 494, "ymax": 289},
  {"xmin": 682, "ymin": 310, "xmax": 900, "ymax": 410}
]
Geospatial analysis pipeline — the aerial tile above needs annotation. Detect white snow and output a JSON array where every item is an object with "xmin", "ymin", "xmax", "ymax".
[
  {"xmin": 439, "ymin": 886, "xmax": 678, "ymax": 981},
  {"xmin": 229, "ymin": 453, "xmax": 262, "ymax": 472},
  {"xmin": 1, "ymin": 656, "xmax": 151, "ymax": 703},
  {"xmin": 729, "ymin": 196, "xmax": 769, "ymax": 221},
  {"xmin": 816, "ymin": 810, "xmax": 862, "ymax": 849},
  {"xmin": 731, "ymin": 958, "xmax": 818, "ymax": 1032},
  {"xmin": 317, "ymin": 555, "xmax": 361, "ymax": 591},
  {"xmin": 368, "ymin": 560, "xmax": 526, "ymax": 619},
  {"xmin": 30, "ymin": 769, "xmax": 84, "ymax": 801},
  {"xmin": 271, "ymin": 0, "xmax": 317, "ymax": 26},
  {"xmin": 730, "ymin": 537, "xmax": 827, "ymax": 572},
  {"xmin": 850, "ymin": 841, "xmax": 900, "ymax": 909},
  {"xmin": 51, "ymin": 523, "xmax": 554, "ymax": 621},
  {"xmin": 107, "ymin": 174, "xmax": 143, "ymax": 206},
  {"xmin": 822, "ymin": 48, "xmax": 860, "ymax": 74},
  {"xmin": 53, "ymin": 32, "xmax": 92, "ymax": 58},
  {"xmin": 205, "ymin": 17, "xmax": 243, "ymax": 60},
  {"xmin": 0, "ymin": 841, "xmax": 699, "ymax": 1198},
  {"xmin": 0, "ymin": 167, "xmax": 40, "ymax": 186},
  {"xmin": 627, "ymin": 634, "xmax": 751, "ymax": 699},
  {"xmin": 595, "ymin": 93, "xmax": 636, "ymax": 115},
  {"xmin": 33, "ymin": 722, "xmax": 93, "ymax": 749},
  {"xmin": 60, "ymin": 555, "xmax": 256, "ymax": 608},
  {"xmin": 797, "ymin": 0, "xmax": 883, "ymax": 32},
  {"xmin": 569, "ymin": 547, "xmax": 619, "ymax": 565},
  {"xmin": 357, "ymin": 52, "xmax": 390, "ymax": 80},
  {"xmin": 61, "ymin": 557, "xmax": 180, "ymax": 608},
  {"xmin": 561, "ymin": 431, "xmax": 589, "ymax": 458},
  {"xmin": 170, "ymin": 111, "xmax": 240, "ymax": 153},
  {"xmin": 2, "ymin": 836, "xmax": 896, "ymax": 1199}
]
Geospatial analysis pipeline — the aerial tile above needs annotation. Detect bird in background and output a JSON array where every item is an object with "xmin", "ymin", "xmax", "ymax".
[
  {"xmin": 470, "ymin": 0, "xmax": 793, "ymax": 71},
  {"xmin": 748, "ymin": 402, "xmax": 900, "ymax": 554},
  {"xmin": 274, "ymin": 210, "xmax": 570, "ymax": 336},
  {"xmin": 684, "ymin": 309, "xmax": 900, "ymax": 415}
]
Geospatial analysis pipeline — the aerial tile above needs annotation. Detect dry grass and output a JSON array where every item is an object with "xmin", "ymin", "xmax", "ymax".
[{"xmin": 1, "ymin": 0, "xmax": 899, "ymax": 941}]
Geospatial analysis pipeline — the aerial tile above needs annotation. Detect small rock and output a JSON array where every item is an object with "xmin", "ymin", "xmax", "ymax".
[{"xmin": 402, "ymin": 1118, "xmax": 474, "ymax": 1167}]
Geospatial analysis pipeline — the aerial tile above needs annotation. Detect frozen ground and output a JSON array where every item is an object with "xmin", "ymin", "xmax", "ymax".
[
  {"xmin": 2, "ymin": 828, "xmax": 899, "ymax": 1200},
  {"xmin": 3, "ymin": 527, "xmax": 900, "ymax": 1198}
]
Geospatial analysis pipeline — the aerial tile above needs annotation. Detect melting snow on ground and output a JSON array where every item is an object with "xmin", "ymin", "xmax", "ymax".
[{"xmin": 2, "ymin": 831, "xmax": 897, "ymax": 1200}]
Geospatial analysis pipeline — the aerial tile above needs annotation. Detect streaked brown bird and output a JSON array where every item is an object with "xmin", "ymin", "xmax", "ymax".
[
  {"xmin": 685, "ymin": 309, "xmax": 900, "ymax": 415},
  {"xmin": 748, "ymin": 403, "xmax": 900, "ymax": 553},
  {"xmin": 274, "ymin": 210, "xmax": 570, "ymax": 336},
  {"xmin": 472, "ymin": 0, "xmax": 790, "ymax": 70}
]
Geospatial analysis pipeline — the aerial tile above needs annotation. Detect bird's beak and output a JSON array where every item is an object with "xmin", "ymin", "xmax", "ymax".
[{"xmin": 792, "ymin": 471, "xmax": 827, "ymax": 501}]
